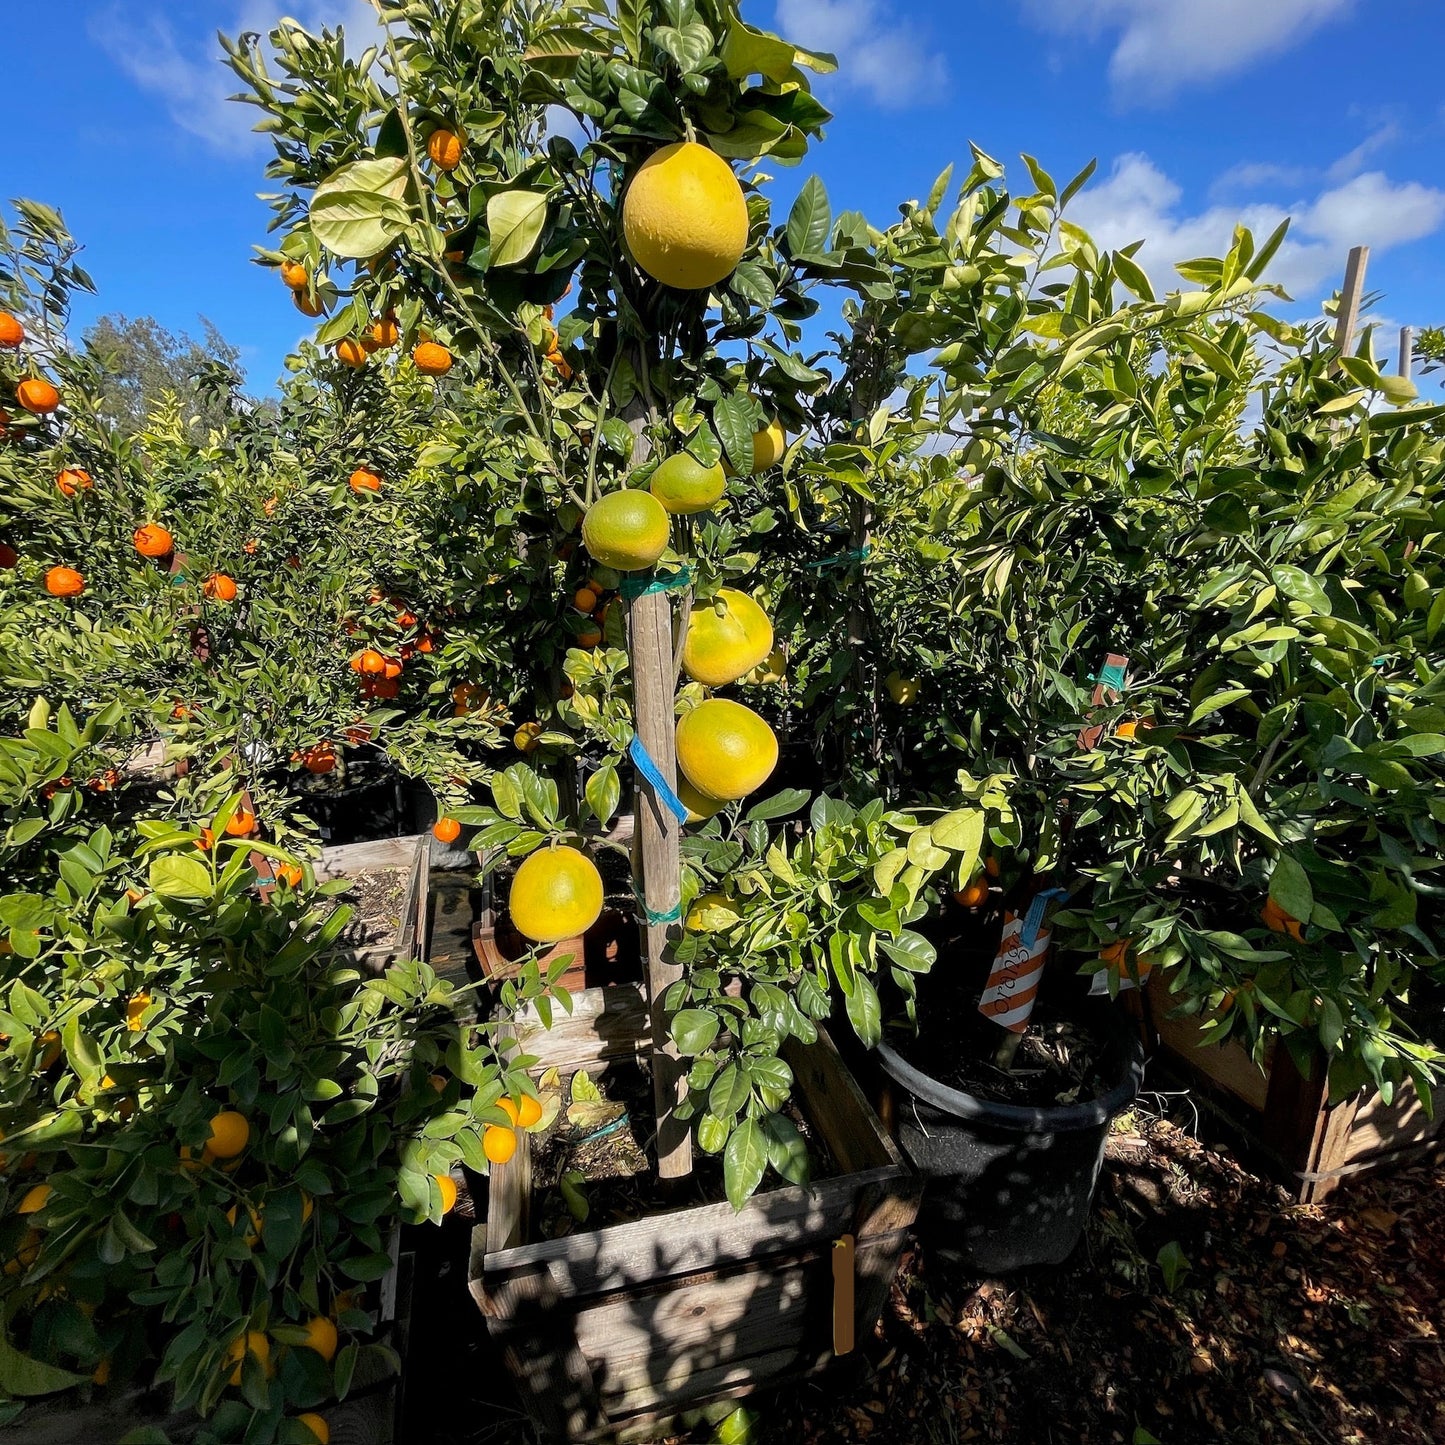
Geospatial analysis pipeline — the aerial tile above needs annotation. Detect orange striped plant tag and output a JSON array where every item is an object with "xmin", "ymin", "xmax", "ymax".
[{"xmin": 978, "ymin": 910, "xmax": 1052, "ymax": 1033}]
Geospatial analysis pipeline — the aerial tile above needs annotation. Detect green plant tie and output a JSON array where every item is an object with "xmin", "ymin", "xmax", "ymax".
[
  {"xmin": 805, "ymin": 543, "xmax": 872, "ymax": 572},
  {"xmin": 633, "ymin": 891, "xmax": 683, "ymax": 926},
  {"xmin": 619, "ymin": 565, "xmax": 692, "ymax": 599},
  {"xmin": 1091, "ymin": 660, "xmax": 1128, "ymax": 692}
]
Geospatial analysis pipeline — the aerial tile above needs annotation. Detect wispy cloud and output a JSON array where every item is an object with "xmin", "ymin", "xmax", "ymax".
[
  {"xmin": 89, "ymin": 1, "xmax": 379, "ymax": 156},
  {"xmin": 1070, "ymin": 152, "xmax": 1445, "ymax": 299},
  {"xmin": 1025, "ymin": 0, "xmax": 1356, "ymax": 102},
  {"xmin": 773, "ymin": 0, "xmax": 947, "ymax": 109}
]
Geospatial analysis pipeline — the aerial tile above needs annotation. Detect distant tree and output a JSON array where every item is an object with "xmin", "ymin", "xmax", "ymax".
[{"xmin": 80, "ymin": 313, "xmax": 259, "ymax": 437}]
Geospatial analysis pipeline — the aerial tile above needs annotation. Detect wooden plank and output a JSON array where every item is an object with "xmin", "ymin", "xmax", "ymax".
[
  {"xmin": 606, "ymin": 1344, "xmax": 803, "ymax": 1425},
  {"xmin": 315, "ymin": 835, "xmax": 425, "ymax": 880},
  {"xmin": 1146, "ymin": 974, "xmax": 1271, "ymax": 1111},
  {"xmin": 486, "ymin": 1020, "xmax": 532, "ymax": 1256},
  {"xmin": 1332, "ymin": 245, "xmax": 1369, "ymax": 359},
  {"xmin": 394, "ymin": 838, "xmax": 427, "ymax": 962},
  {"xmin": 783, "ymin": 1029, "xmax": 898, "ymax": 1176},
  {"xmin": 513, "ymin": 982, "xmax": 649, "ymax": 1073},
  {"xmin": 1344, "ymin": 1078, "xmax": 1445, "ymax": 1164}
]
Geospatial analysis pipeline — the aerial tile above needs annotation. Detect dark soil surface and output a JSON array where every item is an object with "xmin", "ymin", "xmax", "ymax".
[{"xmin": 404, "ymin": 1106, "xmax": 1445, "ymax": 1445}]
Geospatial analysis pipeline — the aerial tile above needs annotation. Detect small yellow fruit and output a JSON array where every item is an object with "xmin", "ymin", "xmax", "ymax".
[
  {"xmin": 223, "ymin": 1331, "xmax": 271, "ymax": 1386},
  {"xmin": 748, "ymin": 419, "xmax": 786, "ymax": 473},
  {"xmin": 649, "ymin": 453, "xmax": 726, "ymax": 515},
  {"xmin": 886, "ymin": 672, "xmax": 920, "ymax": 705},
  {"xmin": 682, "ymin": 589, "xmax": 774, "ymax": 687},
  {"xmin": 434, "ymin": 1173, "xmax": 458, "ymax": 1214},
  {"xmin": 298, "ymin": 1315, "xmax": 338, "ymax": 1363},
  {"xmin": 508, "ymin": 846, "xmax": 604, "ymax": 944},
  {"xmin": 685, "ymin": 892, "xmax": 743, "ymax": 933},
  {"xmin": 675, "ymin": 699, "xmax": 778, "ymax": 802},
  {"xmin": 622, "ymin": 141, "xmax": 749, "ymax": 291},
  {"xmin": 678, "ymin": 776, "xmax": 726, "ymax": 825},
  {"xmin": 483, "ymin": 1126, "xmax": 517, "ymax": 1165},
  {"xmin": 582, "ymin": 490, "xmax": 671, "ymax": 572},
  {"xmin": 296, "ymin": 1414, "xmax": 331, "ymax": 1445},
  {"xmin": 516, "ymin": 1095, "xmax": 544, "ymax": 1129},
  {"xmin": 205, "ymin": 1111, "xmax": 250, "ymax": 1160},
  {"xmin": 17, "ymin": 1184, "xmax": 52, "ymax": 1216}
]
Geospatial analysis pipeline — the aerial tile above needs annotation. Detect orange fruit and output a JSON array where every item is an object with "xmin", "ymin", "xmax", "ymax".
[
  {"xmin": 223, "ymin": 1331, "xmax": 270, "ymax": 1385},
  {"xmin": 516, "ymin": 1094, "xmax": 543, "ymax": 1129},
  {"xmin": 576, "ymin": 625, "xmax": 602, "ymax": 649},
  {"xmin": 133, "ymin": 523, "xmax": 173, "ymax": 558},
  {"xmin": 302, "ymin": 742, "xmax": 336, "ymax": 775},
  {"xmin": 508, "ymin": 845, "xmax": 604, "ymax": 943},
  {"xmin": 293, "ymin": 290, "xmax": 325, "ymax": 318},
  {"xmin": 381, "ymin": 656, "xmax": 403, "ymax": 681},
  {"xmin": 225, "ymin": 808, "xmax": 256, "ymax": 838},
  {"xmin": 334, "ymin": 338, "xmax": 369, "ymax": 368},
  {"xmin": 513, "ymin": 721, "xmax": 543, "ymax": 753},
  {"xmin": 276, "ymin": 863, "xmax": 304, "ymax": 888},
  {"xmin": 17, "ymin": 1183, "xmax": 52, "ymax": 1215},
  {"xmin": 573, "ymin": 586, "xmax": 599, "ymax": 613},
  {"xmin": 413, "ymin": 341, "xmax": 453, "ymax": 376},
  {"xmin": 296, "ymin": 1415, "xmax": 330, "ymax": 1445},
  {"xmin": 675, "ymin": 699, "xmax": 778, "ymax": 802},
  {"xmin": 126, "ymin": 993, "xmax": 151, "ymax": 1031},
  {"xmin": 432, "ymin": 817, "xmax": 462, "ymax": 845},
  {"xmin": 433, "ymin": 1172, "xmax": 458, "ymax": 1213},
  {"xmin": 56, "ymin": 468, "xmax": 93, "ymax": 497},
  {"xmin": 582, "ymin": 489, "xmax": 670, "ymax": 572},
  {"xmin": 44, "ymin": 566, "xmax": 84, "ymax": 598},
  {"xmin": 622, "ymin": 141, "xmax": 748, "ymax": 290},
  {"xmin": 427, "ymin": 129, "xmax": 464, "ymax": 171},
  {"xmin": 349, "ymin": 467, "xmax": 382, "ymax": 493},
  {"xmin": 359, "ymin": 650, "xmax": 386, "ymax": 676},
  {"xmin": 0, "ymin": 313, "xmax": 23, "ymax": 348},
  {"xmin": 196, "ymin": 827, "xmax": 215, "ymax": 852},
  {"xmin": 203, "ymin": 573, "xmax": 238, "ymax": 602},
  {"xmin": 16, "ymin": 378, "xmax": 59, "ymax": 414},
  {"xmin": 206, "ymin": 1111, "xmax": 250, "ymax": 1159},
  {"xmin": 297, "ymin": 1316, "xmax": 338, "ymax": 1363},
  {"xmin": 224, "ymin": 1202, "xmax": 264, "ymax": 1247},
  {"xmin": 371, "ymin": 314, "xmax": 399, "ymax": 348},
  {"xmin": 37, "ymin": 1031, "xmax": 62, "ymax": 1069},
  {"xmin": 279, "ymin": 260, "xmax": 309, "ymax": 290},
  {"xmin": 1116, "ymin": 720, "xmax": 1138, "ymax": 741},
  {"xmin": 483, "ymin": 1126, "xmax": 517, "ymax": 1165},
  {"xmin": 954, "ymin": 875, "xmax": 989, "ymax": 909},
  {"xmin": 1260, "ymin": 898, "xmax": 1305, "ymax": 943}
]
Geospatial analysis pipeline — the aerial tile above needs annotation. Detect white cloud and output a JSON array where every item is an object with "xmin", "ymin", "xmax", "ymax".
[
  {"xmin": 1026, "ymin": 0, "xmax": 1355, "ymax": 101},
  {"xmin": 774, "ymin": 0, "xmax": 947, "ymax": 109},
  {"xmin": 90, "ymin": 1, "xmax": 380, "ymax": 155},
  {"xmin": 1070, "ymin": 153, "xmax": 1445, "ymax": 298}
]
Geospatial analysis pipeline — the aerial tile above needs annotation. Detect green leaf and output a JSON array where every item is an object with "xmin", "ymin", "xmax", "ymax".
[
  {"xmin": 488, "ymin": 191, "xmax": 550, "ymax": 268},
  {"xmin": 584, "ymin": 764, "xmax": 620, "ymax": 827},
  {"xmin": 1111, "ymin": 250, "xmax": 1154, "ymax": 302},
  {"xmin": 148, "ymin": 854, "xmax": 212, "ymax": 900},
  {"xmin": 697, "ymin": 1112, "xmax": 729, "ymax": 1153},
  {"xmin": 760, "ymin": 1112, "xmax": 810, "ymax": 1187},
  {"xmin": 723, "ymin": 1117, "xmax": 768, "ymax": 1209},
  {"xmin": 1269, "ymin": 854, "xmax": 1313, "ymax": 921},
  {"xmin": 309, "ymin": 157, "xmax": 410, "ymax": 259},
  {"xmin": 0, "ymin": 1333, "xmax": 88, "ymax": 1397},
  {"xmin": 715, "ymin": 394, "xmax": 756, "ymax": 474},
  {"xmin": 844, "ymin": 973, "xmax": 882, "ymax": 1047},
  {"xmin": 1189, "ymin": 689, "xmax": 1252, "ymax": 724},
  {"xmin": 672, "ymin": 1008, "xmax": 720, "ymax": 1056},
  {"xmin": 786, "ymin": 175, "xmax": 831, "ymax": 257}
]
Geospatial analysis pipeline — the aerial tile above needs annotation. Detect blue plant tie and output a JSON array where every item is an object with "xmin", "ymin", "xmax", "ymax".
[
  {"xmin": 1020, "ymin": 888, "xmax": 1068, "ymax": 949},
  {"xmin": 620, "ymin": 565, "xmax": 692, "ymax": 600},
  {"xmin": 628, "ymin": 734, "xmax": 689, "ymax": 825}
]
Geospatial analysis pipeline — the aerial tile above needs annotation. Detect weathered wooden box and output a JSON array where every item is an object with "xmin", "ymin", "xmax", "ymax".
[
  {"xmin": 469, "ymin": 986, "xmax": 919, "ymax": 1441},
  {"xmin": 1141, "ymin": 974, "xmax": 1445, "ymax": 1202},
  {"xmin": 313, "ymin": 834, "xmax": 430, "ymax": 970}
]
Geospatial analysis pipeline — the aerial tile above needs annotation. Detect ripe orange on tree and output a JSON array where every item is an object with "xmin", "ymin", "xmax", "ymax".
[
  {"xmin": 576, "ymin": 623, "xmax": 602, "ymax": 649},
  {"xmin": 16, "ymin": 378, "xmax": 59, "ymax": 415},
  {"xmin": 276, "ymin": 863, "xmax": 304, "ymax": 888},
  {"xmin": 349, "ymin": 467, "xmax": 382, "ymax": 493},
  {"xmin": 133, "ymin": 523, "xmax": 174, "ymax": 558},
  {"xmin": 17, "ymin": 1183, "xmax": 52, "ymax": 1215},
  {"xmin": 45, "ymin": 566, "xmax": 84, "ymax": 598},
  {"xmin": 412, "ymin": 341, "xmax": 453, "ymax": 376},
  {"xmin": 56, "ymin": 468, "xmax": 92, "ymax": 497},
  {"xmin": 225, "ymin": 808, "xmax": 256, "ymax": 838},
  {"xmin": 301, "ymin": 742, "xmax": 336, "ymax": 774},
  {"xmin": 296, "ymin": 1414, "xmax": 330, "ymax": 1445},
  {"xmin": 202, "ymin": 573, "xmax": 238, "ymax": 602},
  {"xmin": 954, "ymin": 875, "xmax": 989, "ymax": 909},
  {"xmin": 432, "ymin": 817, "xmax": 462, "ymax": 845},
  {"xmin": 1260, "ymin": 897, "xmax": 1305, "ymax": 942},
  {"xmin": 371, "ymin": 313, "xmax": 399, "ymax": 348},
  {"xmin": 334, "ymin": 338, "xmax": 369, "ymax": 368},
  {"xmin": 516, "ymin": 1094, "xmax": 543, "ymax": 1128},
  {"xmin": 483, "ymin": 1126, "xmax": 517, "ymax": 1166},
  {"xmin": 573, "ymin": 586, "xmax": 598, "ymax": 613},
  {"xmin": 223, "ymin": 1331, "xmax": 270, "ymax": 1386},
  {"xmin": 0, "ymin": 312, "xmax": 23, "ymax": 347},
  {"xmin": 279, "ymin": 260, "xmax": 309, "ymax": 290},
  {"xmin": 297, "ymin": 1316, "xmax": 338, "ymax": 1363},
  {"xmin": 433, "ymin": 1172, "xmax": 458, "ymax": 1214},
  {"xmin": 513, "ymin": 720, "xmax": 543, "ymax": 753},
  {"xmin": 293, "ymin": 289, "xmax": 325, "ymax": 318},
  {"xmin": 206, "ymin": 1110, "xmax": 250, "ymax": 1159},
  {"xmin": 426, "ymin": 128, "xmax": 464, "ymax": 171}
]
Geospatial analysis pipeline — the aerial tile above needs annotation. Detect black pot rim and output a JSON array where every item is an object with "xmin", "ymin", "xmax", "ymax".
[{"xmin": 877, "ymin": 1003, "xmax": 1146, "ymax": 1134}]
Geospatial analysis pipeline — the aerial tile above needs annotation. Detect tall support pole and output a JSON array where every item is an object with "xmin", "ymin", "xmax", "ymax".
[
  {"xmin": 1332, "ymin": 245, "xmax": 1370, "ymax": 361},
  {"xmin": 623, "ymin": 397, "xmax": 692, "ymax": 1180},
  {"xmin": 1399, "ymin": 326, "xmax": 1414, "ymax": 381}
]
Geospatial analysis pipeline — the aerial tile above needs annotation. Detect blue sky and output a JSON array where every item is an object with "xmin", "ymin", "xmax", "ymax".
[{"xmin": 3, "ymin": 0, "xmax": 1441, "ymax": 390}]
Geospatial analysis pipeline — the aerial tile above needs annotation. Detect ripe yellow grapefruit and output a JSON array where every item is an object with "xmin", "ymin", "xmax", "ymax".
[
  {"xmin": 886, "ymin": 672, "xmax": 920, "ymax": 705},
  {"xmin": 685, "ymin": 892, "xmax": 743, "ymax": 933},
  {"xmin": 224, "ymin": 1332, "xmax": 270, "ymax": 1386},
  {"xmin": 749, "ymin": 419, "xmax": 786, "ymax": 473},
  {"xmin": 297, "ymin": 1316, "xmax": 338, "ymax": 1363},
  {"xmin": 622, "ymin": 141, "xmax": 749, "ymax": 291},
  {"xmin": 508, "ymin": 845, "xmax": 604, "ymax": 943},
  {"xmin": 649, "ymin": 453, "xmax": 726, "ymax": 515},
  {"xmin": 675, "ymin": 699, "xmax": 778, "ymax": 801},
  {"xmin": 683, "ymin": 590, "xmax": 774, "ymax": 687},
  {"xmin": 582, "ymin": 489, "xmax": 670, "ymax": 572},
  {"xmin": 678, "ymin": 776, "xmax": 725, "ymax": 824}
]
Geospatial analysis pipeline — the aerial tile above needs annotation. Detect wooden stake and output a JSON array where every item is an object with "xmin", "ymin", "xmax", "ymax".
[
  {"xmin": 1332, "ymin": 245, "xmax": 1369, "ymax": 360},
  {"xmin": 1399, "ymin": 326, "xmax": 1414, "ymax": 381},
  {"xmin": 621, "ymin": 386, "xmax": 692, "ymax": 1180}
]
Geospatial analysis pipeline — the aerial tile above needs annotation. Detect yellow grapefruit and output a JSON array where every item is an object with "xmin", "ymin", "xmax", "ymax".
[
  {"xmin": 678, "ymin": 776, "xmax": 726, "ymax": 824},
  {"xmin": 886, "ymin": 672, "xmax": 920, "ymax": 705},
  {"xmin": 749, "ymin": 419, "xmax": 786, "ymax": 473},
  {"xmin": 675, "ymin": 699, "xmax": 778, "ymax": 802},
  {"xmin": 685, "ymin": 892, "xmax": 743, "ymax": 933},
  {"xmin": 649, "ymin": 453, "xmax": 726, "ymax": 515},
  {"xmin": 582, "ymin": 490, "xmax": 670, "ymax": 572},
  {"xmin": 683, "ymin": 590, "xmax": 774, "ymax": 687},
  {"xmin": 224, "ymin": 1332, "xmax": 271, "ymax": 1386},
  {"xmin": 622, "ymin": 142, "xmax": 749, "ymax": 290},
  {"xmin": 508, "ymin": 846, "xmax": 604, "ymax": 943}
]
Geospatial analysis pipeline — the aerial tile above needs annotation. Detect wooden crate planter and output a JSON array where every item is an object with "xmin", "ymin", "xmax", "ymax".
[
  {"xmin": 313, "ymin": 834, "xmax": 430, "ymax": 971},
  {"xmin": 1140, "ymin": 974, "xmax": 1445, "ymax": 1202},
  {"xmin": 469, "ymin": 985, "xmax": 920, "ymax": 1441}
]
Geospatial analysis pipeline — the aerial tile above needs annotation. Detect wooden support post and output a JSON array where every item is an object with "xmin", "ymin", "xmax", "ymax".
[
  {"xmin": 1399, "ymin": 325, "xmax": 1414, "ymax": 381},
  {"xmin": 621, "ymin": 383, "xmax": 692, "ymax": 1180},
  {"xmin": 1332, "ymin": 245, "xmax": 1369, "ymax": 360}
]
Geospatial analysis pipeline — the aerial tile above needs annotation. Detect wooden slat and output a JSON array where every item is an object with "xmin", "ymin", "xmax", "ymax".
[
  {"xmin": 486, "ymin": 1020, "xmax": 532, "ymax": 1256},
  {"xmin": 783, "ymin": 1029, "xmax": 897, "ymax": 1176},
  {"xmin": 1332, "ymin": 245, "xmax": 1369, "ymax": 360},
  {"xmin": 1344, "ymin": 1079, "xmax": 1445, "ymax": 1164},
  {"xmin": 512, "ymin": 982, "xmax": 649, "ymax": 1073},
  {"xmin": 315, "ymin": 835, "xmax": 426, "ymax": 880}
]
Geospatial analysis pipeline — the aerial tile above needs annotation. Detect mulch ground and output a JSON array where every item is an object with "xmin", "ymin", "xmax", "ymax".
[{"xmin": 408, "ymin": 1110, "xmax": 1445, "ymax": 1445}]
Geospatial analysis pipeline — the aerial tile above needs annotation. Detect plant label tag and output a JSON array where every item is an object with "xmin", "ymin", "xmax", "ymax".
[
  {"xmin": 1077, "ymin": 651, "xmax": 1130, "ymax": 750},
  {"xmin": 979, "ymin": 911, "xmax": 1051, "ymax": 1033}
]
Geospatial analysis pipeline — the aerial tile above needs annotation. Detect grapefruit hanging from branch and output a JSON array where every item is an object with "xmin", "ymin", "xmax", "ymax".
[{"xmin": 622, "ymin": 142, "xmax": 749, "ymax": 291}]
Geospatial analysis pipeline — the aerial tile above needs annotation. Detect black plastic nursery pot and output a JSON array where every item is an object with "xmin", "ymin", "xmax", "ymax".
[{"xmin": 877, "ymin": 1000, "xmax": 1145, "ymax": 1273}]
